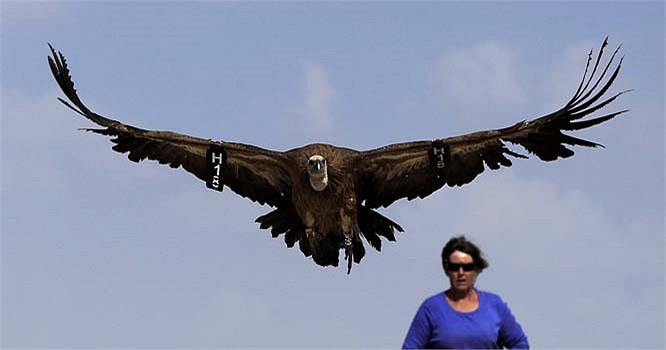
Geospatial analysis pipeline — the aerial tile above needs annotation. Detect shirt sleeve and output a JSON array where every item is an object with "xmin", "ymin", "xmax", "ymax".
[
  {"xmin": 498, "ymin": 299, "xmax": 529, "ymax": 349},
  {"xmin": 402, "ymin": 301, "xmax": 433, "ymax": 349}
]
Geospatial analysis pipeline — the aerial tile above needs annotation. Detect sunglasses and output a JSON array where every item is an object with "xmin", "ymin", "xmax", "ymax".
[{"xmin": 446, "ymin": 262, "xmax": 476, "ymax": 272}]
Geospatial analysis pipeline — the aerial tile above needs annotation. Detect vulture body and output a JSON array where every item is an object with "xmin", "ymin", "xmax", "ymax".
[{"xmin": 48, "ymin": 39, "xmax": 628, "ymax": 273}]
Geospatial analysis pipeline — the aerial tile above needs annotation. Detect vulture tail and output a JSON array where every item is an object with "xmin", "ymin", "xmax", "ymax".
[{"xmin": 255, "ymin": 207, "xmax": 340, "ymax": 268}]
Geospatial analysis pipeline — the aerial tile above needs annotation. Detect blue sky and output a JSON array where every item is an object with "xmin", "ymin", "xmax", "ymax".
[{"xmin": 2, "ymin": 1, "xmax": 664, "ymax": 348}]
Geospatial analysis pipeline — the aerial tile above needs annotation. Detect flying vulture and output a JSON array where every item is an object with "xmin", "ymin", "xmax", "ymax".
[{"xmin": 48, "ymin": 39, "xmax": 628, "ymax": 273}]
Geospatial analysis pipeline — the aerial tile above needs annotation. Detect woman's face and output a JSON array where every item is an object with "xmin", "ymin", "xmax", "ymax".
[{"xmin": 445, "ymin": 250, "xmax": 478, "ymax": 293}]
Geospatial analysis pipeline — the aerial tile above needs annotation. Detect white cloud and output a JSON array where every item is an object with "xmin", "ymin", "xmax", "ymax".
[
  {"xmin": 433, "ymin": 42, "xmax": 527, "ymax": 129},
  {"xmin": 2, "ymin": 92, "xmax": 75, "ymax": 205},
  {"xmin": 1, "ymin": 1, "xmax": 66, "ymax": 25},
  {"xmin": 289, "ymin": 63, "xmax": 338, "ymax": 142},
  {"xmin": 1, "ymin": 90, "xmax": 162, "ymax": 207}
]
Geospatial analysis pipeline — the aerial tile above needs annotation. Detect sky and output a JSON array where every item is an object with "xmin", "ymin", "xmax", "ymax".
[{"xmin": 1, "ymin": 1, "xmax": 664, "ymax": 348}]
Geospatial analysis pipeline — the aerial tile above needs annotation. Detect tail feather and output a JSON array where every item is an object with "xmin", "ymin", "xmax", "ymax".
[
  {"xmin": 256, "ymin": 205, "xmax": 404, "ymax": 270},
  {"xmin": 352, "ymin": 234, "xmax": 365, "ymax": 264},
  {"xmin": 255, "ymin": 207, "xmax": 339, "ymax": 267},
  {"xmin": 310, "ymin": 234, "xmax": 341, "ymax": 267}
]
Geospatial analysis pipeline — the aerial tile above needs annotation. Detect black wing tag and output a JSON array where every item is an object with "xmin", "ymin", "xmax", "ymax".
[
  {"xmin": 206, "ymin": 143, "xmax": 227, "ymax": 192},
  {"xmin": 429, "ymin": 139, "xmax": 450, "ymax": 174}
]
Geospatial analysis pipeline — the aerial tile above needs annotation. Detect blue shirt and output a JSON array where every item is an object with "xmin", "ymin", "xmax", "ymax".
[{"xmin": 403, "ymin": 290, "xmax": 529, "ymax": 349}]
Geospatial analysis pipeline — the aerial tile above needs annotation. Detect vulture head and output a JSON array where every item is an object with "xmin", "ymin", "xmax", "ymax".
[{"xmin": 307, "ymin": 155, "xmax": 328, "ymax": 191}]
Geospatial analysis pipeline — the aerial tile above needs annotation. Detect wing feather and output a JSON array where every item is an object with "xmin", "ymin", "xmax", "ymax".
[
  {"xmin": 49, "ymin": 44, "xmax": 292, "ymax": 207},
  {"xmin": 359, "ymin": 38, "xmax": 627, "ymax": 208}
]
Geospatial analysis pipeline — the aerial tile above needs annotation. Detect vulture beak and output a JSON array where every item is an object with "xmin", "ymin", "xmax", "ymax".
[{"xmin": 307, "ymin": 155, "xmax": 328, "ymax": 191}]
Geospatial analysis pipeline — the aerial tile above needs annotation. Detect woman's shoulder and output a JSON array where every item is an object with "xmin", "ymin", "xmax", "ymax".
[
  {"xmin": 422, "ymin": 291, "xmax": 447, "ymax": 308},
  {"xmin": 477, "ymin": 289, "xmax": 507, "ymax": 305}
]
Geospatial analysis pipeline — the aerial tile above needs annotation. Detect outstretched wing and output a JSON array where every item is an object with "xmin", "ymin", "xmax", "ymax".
[
  {"xmin": 358, "ymin": 38, "xmax": 629, "ymax": 209},
  {"xmin": 49, "ymin": 44, "xmax": 292, "ymax": 207}
]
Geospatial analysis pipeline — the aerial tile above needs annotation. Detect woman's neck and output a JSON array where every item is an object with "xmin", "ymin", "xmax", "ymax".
[
  {"xmin": 446, "ymin": 287, "xmax": 477, "ymax": 301},
  {"xmin": 445, "ymin": 288, "xmax": 479, "ymax": 313}
]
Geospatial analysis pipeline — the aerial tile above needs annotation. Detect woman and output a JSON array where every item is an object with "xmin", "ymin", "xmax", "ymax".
[{"xmin": 403, "ymin": 236, "xmax": 529, "ymax": 349}]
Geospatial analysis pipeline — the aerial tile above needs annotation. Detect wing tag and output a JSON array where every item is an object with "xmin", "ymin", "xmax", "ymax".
[
  {"xmin": 206, "ymin": 143, "xmax": 227, "ymax": 192},
  {"xmin": 429, "ymin": 139, "xmax": 450, "ymax": 172}
]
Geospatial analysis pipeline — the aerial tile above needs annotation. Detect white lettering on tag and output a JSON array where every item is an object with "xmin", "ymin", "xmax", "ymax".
[{"xmin": 433, "ymin": 147, "xmax": 446, "ymax": 168}]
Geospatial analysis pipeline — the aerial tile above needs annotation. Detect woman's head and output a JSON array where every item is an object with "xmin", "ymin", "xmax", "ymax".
[
  {"xmin": 441, "ymin": 236, "xmax": 489, "ymax": 292},
  {"xmin": 441, "ymin": 235, "xmax": 489, "ymax": 272}
]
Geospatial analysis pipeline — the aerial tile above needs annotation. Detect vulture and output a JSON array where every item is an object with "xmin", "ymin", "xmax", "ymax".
[{"xmin": 48, "ymin": 38, "xmax": 628, "ymax": 273}]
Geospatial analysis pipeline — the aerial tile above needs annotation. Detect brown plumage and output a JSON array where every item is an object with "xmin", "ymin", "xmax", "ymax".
[{"xmin": 48, "ymin": 38, "xmax": 628, "ymax": 273}]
